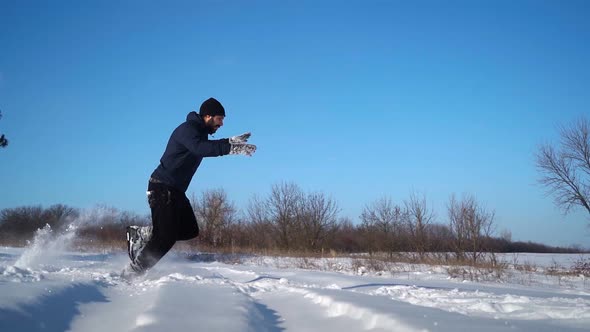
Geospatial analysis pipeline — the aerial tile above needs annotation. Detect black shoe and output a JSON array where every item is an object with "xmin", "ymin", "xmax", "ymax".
[
  {"xmin": 126, "ymin": 225, "xmax": 153, "ymax": 262},
  {"xmin": 126, "ymin": 226, "xmax": 138, "ymax": 261}
]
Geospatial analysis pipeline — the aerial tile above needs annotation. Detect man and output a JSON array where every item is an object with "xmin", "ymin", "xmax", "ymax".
[{"xmin": 122, "ymin": 97, "xmax": 256, "ymax": 279}]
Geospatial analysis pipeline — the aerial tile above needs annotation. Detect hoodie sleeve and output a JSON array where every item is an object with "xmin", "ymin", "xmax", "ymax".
[{"xmin": 175, "ymin": 124, "xmax": 231, "ymax": 157}]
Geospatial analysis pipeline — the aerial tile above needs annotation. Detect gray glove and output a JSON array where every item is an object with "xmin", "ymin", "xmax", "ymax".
[
  {"xmin": 229, "ymin": 143, "xmax": 257, "ymax": 156},
  {"xmin": 229, "ymin": 132, "xmax": 251, "ymax": 144}
]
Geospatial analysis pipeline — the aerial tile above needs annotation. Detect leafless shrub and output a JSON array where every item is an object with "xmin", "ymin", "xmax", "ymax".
[
  {"xmin": 445, "ymin": 254, "xmax": 508, "ymax": 282},
  {"xmin": 296, "ymin": 257, "xmax": 319, "ymax": 270},
  {"xmin": 300, "ymin": 191, "xmax": 340, "ymax": 251},
  {"xmin": 360, "ymin": 196, "xmax": 405, "ymax": 256},
  {"xmin": 404, "ymin": 192, "xmax": 434, "ymax": 259},
  {"xmin": 349, "ymin": 257, "xmax": 388, "ymax": 275},
  {"xmin": 546, "ymin": 259, "xmax": 564, "ymax": 276},
  {"xmin": 515, "ymin": 260, "xmax": 538, "ymax": 273},
  {"xmin": 246, "ymin": 182, "xmax": 341, "ymax": 252},
  {"xmin": 351, "ymin": 257, "xmax": 365, "ymax": 274},
  {"xmin": 571, "ymin": 257, "xmax": 590, "ymax": 279},
  {"xmin": 193, "ymin": 188, "xmax": 238, "ymax": 248},
  {"xmin": 245, "ymin": 194, "xmax": 275, "ymax": 249},
  {"xmin": 268, "ymin": 182, "xmax": 305, "ymax": 250},
  {"xmin": 447, "ymin": 194, "xmax": 495, "ymax": 264}
]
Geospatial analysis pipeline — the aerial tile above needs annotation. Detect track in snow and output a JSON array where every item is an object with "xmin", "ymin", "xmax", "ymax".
[{"xmin": 1, "ymin": 250, "xmax": 589, "ymax": 332}]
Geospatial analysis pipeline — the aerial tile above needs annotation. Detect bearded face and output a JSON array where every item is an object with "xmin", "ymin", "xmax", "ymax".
[{"xmin": 204, "ymin": 115, "xmax": 224, "ymax": 134}]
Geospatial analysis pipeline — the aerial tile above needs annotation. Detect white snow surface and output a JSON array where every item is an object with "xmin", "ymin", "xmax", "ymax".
[{"xmin": 0, "ymin": 231, "xmax": 589, "ymax": 331}]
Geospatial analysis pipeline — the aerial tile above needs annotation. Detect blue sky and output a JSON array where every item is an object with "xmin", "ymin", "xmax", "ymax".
[{"xmin": 1, "ymin": 0, "xmax": 589, "ymax": 247}]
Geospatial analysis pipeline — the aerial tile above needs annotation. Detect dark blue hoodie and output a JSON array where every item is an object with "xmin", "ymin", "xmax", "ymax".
[{"xmin": 150, "ymin": 112, "xmax": 231, "ymax": 192}]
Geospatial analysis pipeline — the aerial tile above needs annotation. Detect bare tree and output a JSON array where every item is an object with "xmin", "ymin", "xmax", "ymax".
[
  {"xmin": 447, "ymin": 194, "xmax": 495, "ymax": 264},
  {"xmin": 0, "ymin": 111, "xmax": 7, "ymax": 148},
  {"xmin": 267, "ymin": 182, "xmax": 304, "ymax": 250},
  {"xmin": 246, "ymin": 194, "xmax": 275, "ymax": 249},
  {"xmin": 360, "ymin": 196, "xmax": 405, "ymax": 255},
  {"xmin": 536, "ymin": 116, "xmax": 590, "ymax": 218},
  {"xmin": 404, "ymin": 192, "xmax": 435, "ymax": 258},
  {"xmin": 193, "ymin": 188, "xmax": 237, "ymax": 247},
  {"xmin": 447, "ymin": 195, "xmax": 467, "ymax": 260},
  {"xmin": 300, "ymin": 191, "xmax": 340, "ymax": 251}
]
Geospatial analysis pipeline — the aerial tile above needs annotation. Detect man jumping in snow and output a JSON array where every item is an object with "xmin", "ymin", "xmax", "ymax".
[{"xmin": 122, "ymin": 97, "xmax": 256, "ymax": 279}]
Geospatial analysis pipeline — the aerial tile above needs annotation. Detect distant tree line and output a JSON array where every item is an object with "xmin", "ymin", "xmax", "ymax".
[
  {"xmin": 0, "ymin": 204, "xmax": 78, "ymax": 243},
  {"xmin": 0, "ymin": 183, "xmax": 587, "ymax": 258},
  {"xmin": 0, "ymin": 204, "xmax": 149, "ymax": 248}
]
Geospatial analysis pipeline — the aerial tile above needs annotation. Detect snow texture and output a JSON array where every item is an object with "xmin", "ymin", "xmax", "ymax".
[{"xmin": 0, "ymin": 229, "xmax": 589, "ymax": 331}]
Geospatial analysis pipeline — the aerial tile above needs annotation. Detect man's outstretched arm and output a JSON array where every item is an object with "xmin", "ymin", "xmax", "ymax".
[{"xmin": 178, "ymin": 127, "xmax": 256, "ymax": 157}]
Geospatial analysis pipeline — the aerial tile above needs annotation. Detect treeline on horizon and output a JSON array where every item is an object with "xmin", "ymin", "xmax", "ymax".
[{"xmin": 0, "ymin": 182, "xmax": 587, "ymax": 261}]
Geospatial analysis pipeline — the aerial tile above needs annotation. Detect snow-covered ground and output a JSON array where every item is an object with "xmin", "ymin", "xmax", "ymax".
[{"xmin": 1, "ymin": 228, "xmax": 589, "ymax": 331}]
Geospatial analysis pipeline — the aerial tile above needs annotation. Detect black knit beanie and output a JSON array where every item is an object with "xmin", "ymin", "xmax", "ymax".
[{"xmin": 199, "ymin": 97, "xmax": 226, "ymax": 117}]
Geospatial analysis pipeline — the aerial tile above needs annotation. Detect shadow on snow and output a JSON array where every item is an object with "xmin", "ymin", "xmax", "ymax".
[{"xmin": 0, "ymin": 283, "xmax": 109, "ymax": 332}]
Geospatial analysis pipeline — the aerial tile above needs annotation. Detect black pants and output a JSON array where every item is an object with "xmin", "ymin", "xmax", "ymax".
[{"xmin": 135, "ymin": 181, "xmax": 199, "ymax": 272}]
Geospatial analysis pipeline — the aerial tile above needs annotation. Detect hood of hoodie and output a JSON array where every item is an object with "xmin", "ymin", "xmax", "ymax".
[
  {"xmin": 186, "ymin": 111, "xmax": 208, "ymax": 129},
  {"xmin": 187, "ymin": 110, "xmax": 220, "ymax": 136},
  {"xmin": 186, "ymin": 111, "xmax": 202, "ymax": 123}
]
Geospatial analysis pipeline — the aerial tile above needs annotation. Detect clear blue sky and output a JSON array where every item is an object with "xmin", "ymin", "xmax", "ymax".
[{"xmin": 1, "ymin": 0, "xmax": 589, "ymax": 247}]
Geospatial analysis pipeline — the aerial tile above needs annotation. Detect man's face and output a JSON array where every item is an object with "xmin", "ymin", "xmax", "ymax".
[{"xmin": 204, "ymin": 115, "xmax": 224, "ymax": 134}]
